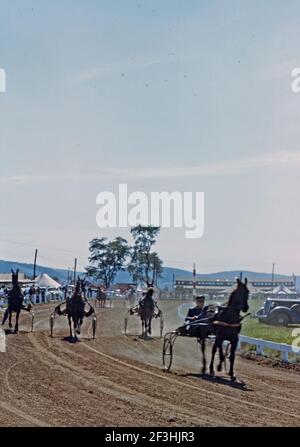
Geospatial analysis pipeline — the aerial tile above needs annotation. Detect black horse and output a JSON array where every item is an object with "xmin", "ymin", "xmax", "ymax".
[
  {"xmin": 138, "ymin": 282, "xmax": 158, "ymax": 337},
  {"xmin": 2, "ymin": 269, "xmax": 32, "ymax": 334},
  {"xmin": 96, "ymin": 288, "xmax": 107, "ymax": 308},
  {"xmin": 209, "ymin": 278, "xmax": 249, "ymax": 381},
  {"xmin": 177, "ymin": 278, "xmax": 249, "ymax": 381},
  {"xmin": 55, "ymin": 277, "xmax": 94, "ymax": 341}
]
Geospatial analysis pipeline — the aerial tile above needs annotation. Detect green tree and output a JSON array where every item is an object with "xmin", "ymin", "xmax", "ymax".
[
  {"xmin": 86, "ymin": 237, "xmax": 129, "ymax": 288},
  {"xmin": 128, "ymin": 225, "xmax": 163, "ymax": 285}
]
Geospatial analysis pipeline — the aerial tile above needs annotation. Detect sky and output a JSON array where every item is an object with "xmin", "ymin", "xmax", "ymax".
[{"xmin": 1, "ymin": 0, "xmax": 300, "ymax": 276}]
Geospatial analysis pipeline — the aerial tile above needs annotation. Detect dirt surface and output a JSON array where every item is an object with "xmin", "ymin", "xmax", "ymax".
[{"xmin": 0, "ymin": 300, "xmax": 300, "ymax": 427}]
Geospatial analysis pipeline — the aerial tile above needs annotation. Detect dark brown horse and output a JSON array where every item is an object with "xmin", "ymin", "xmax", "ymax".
[
  {"xmin": 96, "ymin": 288, "xmax": 107, "ymax": 308},
  {"xmin": 177, "ymin": 278, "xmax": 249, "ymax": 380},
  {"xmin": 209, "ymin": 278, "xmax": 249, "ymax": 381},
  {"xmin": 138, "ymin": 282, "xmax": 157, "ymax": 337},
  {"xmin": 56, "ymin": 277, "xmax": 94, "ymax": 341},
  {"xmin": 2, "ymin": 270, "xmax": 32, "ymax": 334}
]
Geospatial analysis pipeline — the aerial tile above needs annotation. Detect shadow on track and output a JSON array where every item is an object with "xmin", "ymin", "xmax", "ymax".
[{"xmin": 178, "ymin": 372, "xmax": 252, "ymax": 391}]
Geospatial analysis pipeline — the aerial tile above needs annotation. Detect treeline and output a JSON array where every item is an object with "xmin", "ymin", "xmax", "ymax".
[{"xmin": 86, "ymin": 225, "xmax": 163, "ymax": 288}]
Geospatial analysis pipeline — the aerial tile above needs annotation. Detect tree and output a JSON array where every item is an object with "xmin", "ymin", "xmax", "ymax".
[
  {"xmin": 86, "ymin": 237, "xmax": 129, "ymax": 288},
  {"xmin": 149, "ymin": 252, "xmax": 163, "ymax": 285},
  {"xmin": 128, "ymin": 225, "xmax": 163, "ymax": 285}
]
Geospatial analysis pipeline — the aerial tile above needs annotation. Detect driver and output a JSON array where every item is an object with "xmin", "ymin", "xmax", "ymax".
[{"xmin": 185, "ymin": 296, "xmax": 210, "ymax": 322}]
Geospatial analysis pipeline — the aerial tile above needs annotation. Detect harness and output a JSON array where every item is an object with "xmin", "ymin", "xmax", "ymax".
[
  {"xmin": 213, "ymin": 312, "xmax": 251, "ymax": 328},
  {"xmin": 213, "ymin": 321, "xmax": 241, "ymax": 328}
]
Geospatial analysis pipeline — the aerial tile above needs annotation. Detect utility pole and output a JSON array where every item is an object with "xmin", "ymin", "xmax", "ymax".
[
  {"xmin": 33, "ymin": 249, "xmax": 38, "ymax": 281},
  {"xmin": 73, "ymin": 258, "xmax": 77, "ymax": 285},
  {"xmin": 271, "ymin": 262, "xmax": 275, "ymax": 291},
  {"xmin": 293, "ymin": 272, "xmax": 296, "ymax": 293},
  {"xmin": 193, "ymin": 263, "xmax": 196, "ymax": 298}
]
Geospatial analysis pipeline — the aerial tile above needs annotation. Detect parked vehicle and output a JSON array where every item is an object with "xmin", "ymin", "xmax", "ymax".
[{"xmin": 256, "ymin": 298, "xmax": 300, "ymax": 326}]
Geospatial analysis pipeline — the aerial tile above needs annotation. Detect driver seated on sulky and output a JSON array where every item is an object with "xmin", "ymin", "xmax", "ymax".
[{"xmin": 185, "ymin": 296, "xmax": 211, "ymax": 323}]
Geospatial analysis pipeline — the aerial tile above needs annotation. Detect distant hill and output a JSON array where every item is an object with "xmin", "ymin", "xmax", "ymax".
[
  {"xmin": 1, "ymin": 259, "xmax": 298, "ymax": 290},
  {"xmin": 0, "ymin": 259, "xmax": 70, "ymax": 283}
]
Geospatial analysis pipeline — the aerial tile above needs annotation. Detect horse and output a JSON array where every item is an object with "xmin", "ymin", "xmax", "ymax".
[
  {"xmin": 56, "ymin": 277, "xmax": 94, "ymax": 341},
  {"xmin": 178, "ymin": 278, "xmax": 249, "ymax": 381},
  {"xmin": 138, "ymin": 282, "xmax": 157, "ymax": 337},
  {"xmin": 2, "ymin": 269, "xmax": 32, "ymax": 334},
  {"xmin": 96, "ymin": 288, "xmax": 107, "ymax": 308},
  {"xmin": 209, "ymin": 277, "xmax": 249, "ymax": 381}
]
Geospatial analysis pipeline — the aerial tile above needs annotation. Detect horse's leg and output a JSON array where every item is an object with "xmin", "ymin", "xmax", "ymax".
[
  {"xmin": 2, "ymin": 308, "xmax": 9, "ymax": 326},
  {"xmin": 9, "ymin": 311, "xmax": 13, "ymax": 329},
  {"xmin": 148, "ymin": 316, "xmax": 152, "ymax": 335},
  {"xmin": 141, "ymin": 318, "xmax": 145, "ymax": 337},
  {"xmin": 209, "ymin": 338, "xmax": 219, "ymax": 376},
  {"xmin": 73, "ymin": 318, "xmax": 77, "ymax": 341},
  {"xmin": 201, "ymin": 337, "xmax": 206, "ymax": 374},
  {"xmin": 14, "ymin": 311, "xmax": 20, "ymax": 334},
  {"xmin": 217, "ymin": 341, "xmax": 225, "ymax": 372},
  {"xmin": 229, "ymin": 338, "xmax": 238, "ymax": 381},
  {"xmin": 68, "ymin": 315, "xmax": 73, "ymax": 338},
  {"xmin": 77, "ymin": 317, "xmax": 83, "ymax": 335}
]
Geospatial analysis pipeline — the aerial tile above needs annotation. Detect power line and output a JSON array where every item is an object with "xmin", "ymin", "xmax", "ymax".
[{"xmin": 0, "ymin": 239, "xmax": 87, "ymax": 255}]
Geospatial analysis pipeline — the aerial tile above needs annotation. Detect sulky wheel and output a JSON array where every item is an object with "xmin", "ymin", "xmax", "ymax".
[
  {"xmin": 162, "ymin": 333, "xmax": 175, "ymax": 372},
  {"xmin": 50, "ymin": 312, "xmax": 55, "ymax": 337},
  {"xmin": 30, "ymin": 311, "xmax": 35, "ymax": 332},
  {"xmin": 92, "ymin": 315, "xmax": 97, "ymax": 339}
]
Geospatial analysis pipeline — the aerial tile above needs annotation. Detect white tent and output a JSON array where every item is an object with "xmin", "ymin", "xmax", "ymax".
[{"xmin": 35, "ymin": 273, "xmax": 61, "ymax": 289}]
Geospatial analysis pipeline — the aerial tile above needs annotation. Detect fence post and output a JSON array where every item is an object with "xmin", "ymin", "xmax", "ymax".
[
  {"xmin": 281, "ymin": 350, "xmax": 289, "ymax": 363},
  {"xmin": 256, "ymin": 344, "xmax": 264, "ymax": 356},
  {"xmin": 0, "ymin": 329, "xmax": 6, "ymax": 353}
]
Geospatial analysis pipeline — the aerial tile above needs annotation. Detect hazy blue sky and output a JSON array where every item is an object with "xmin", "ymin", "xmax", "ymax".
[{"xmin": 1, "ymin": 1, "xmax": 300, "ymax": 275}]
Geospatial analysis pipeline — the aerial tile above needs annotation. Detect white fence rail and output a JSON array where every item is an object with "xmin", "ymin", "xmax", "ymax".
[{"xmin": 238, "ymin": 335, "xmax": 300, "ymax": 363}]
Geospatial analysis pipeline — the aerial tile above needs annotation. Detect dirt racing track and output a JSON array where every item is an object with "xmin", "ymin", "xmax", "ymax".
[{"xmin": 0, "ymin": 300, "xmax": 300, "ymax": 427}]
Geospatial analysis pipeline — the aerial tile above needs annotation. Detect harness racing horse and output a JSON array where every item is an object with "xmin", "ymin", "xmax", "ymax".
[
  {"xmin": 1, "ymin": 269, "xmax": 33, "ymax": 334},
  {"xmin": 209, "ymin": 278, "xmax": 249, "ymax": 381},
  {"xmin": 96, "ymin": 288, "xmax": 107, "ymax": 308},
  {"xmin": 138, "ymin": 282, "xmax": 158, "ymax": 337},
  {"xmin": 54, "ymin": 277, "xmax": 95, "ymax": 341}
]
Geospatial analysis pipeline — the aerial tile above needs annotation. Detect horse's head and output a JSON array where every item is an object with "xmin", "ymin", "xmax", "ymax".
[
  {"xmin": 234, "ymin": 277, "xmax": 249, "ymax": 313},
  {"xmin": 74, "ymin": 276, "xmax": 86, "ymax": 297},
  {"xmin": 11, "ymin": 269, "xmax": 19, "ymax": 287},
  {"xmin": 146, "ymin": 281, "xmax": 155, "ymax": 297}
]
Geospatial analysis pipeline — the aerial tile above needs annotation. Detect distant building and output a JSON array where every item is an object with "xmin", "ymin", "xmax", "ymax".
[
  {"xmin": 0, "ymin": 273, "xmax": 34, "ymax": 288},
  {"xmin": 174, "ymin": 276, "xmax": 296, "ymax": 299},
  {"xmin": 264, "ymin": 284, "xmax": 297, "ymax": 298}
]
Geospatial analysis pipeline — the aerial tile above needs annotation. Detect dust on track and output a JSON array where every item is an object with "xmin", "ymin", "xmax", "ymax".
[{"xmin": 0, "ymin": 301, "xmax": 300, "ymax": 427}]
